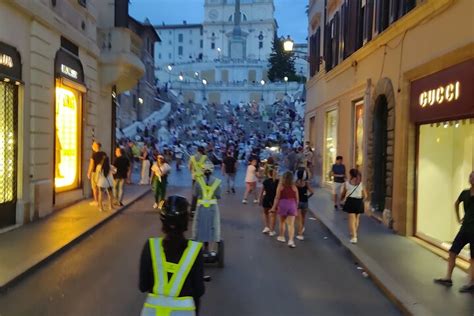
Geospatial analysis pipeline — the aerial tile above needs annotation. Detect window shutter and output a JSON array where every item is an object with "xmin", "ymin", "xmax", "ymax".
[
  {"xmin": 324, "ymin": 24, "xmax": 332, "ymax": 72},
  {"xmin": 332, "ymin": 12, "xmax": 340, "ymax": 68},
  {"xmin": 363, "ymin": 0, "xmax": 374, "ymax": 44},
  {"xmin": 316, "ymin": 28, "xmax": 321, "ymax": 73},
  {"xmin": 339, "ymin": 2, "xmax": 346, "ymax": 62},
  {"xmin": 309, "ymin": 34, "xmax": 316, "ymax": 77},
  {"xmin": 346, "ymin": 0, "xmax": 358, "ymax": 56}
]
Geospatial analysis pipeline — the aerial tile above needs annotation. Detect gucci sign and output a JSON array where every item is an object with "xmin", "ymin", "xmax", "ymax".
[{"xmin": 419, "ymin": 81, "xmax": 460, "ymax": 108}]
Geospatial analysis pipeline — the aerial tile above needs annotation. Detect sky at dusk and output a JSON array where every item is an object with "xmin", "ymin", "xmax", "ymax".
[{"xmin": 129, "ymin": 0, "xmax": 308, "ymax": 43}]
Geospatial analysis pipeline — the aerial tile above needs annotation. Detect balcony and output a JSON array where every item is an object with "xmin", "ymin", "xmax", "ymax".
[{"xmin": 99, "ymin": 27, "xmax": 145, "ymax": 93}]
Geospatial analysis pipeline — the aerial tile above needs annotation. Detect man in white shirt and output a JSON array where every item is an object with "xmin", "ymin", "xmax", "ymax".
[{"xmin": 151, "ymin": 155, "xmax": 171, "ymax": 209}]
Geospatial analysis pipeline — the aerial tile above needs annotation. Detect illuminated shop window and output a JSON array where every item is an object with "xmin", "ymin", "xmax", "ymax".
[
  {"xmin": 0, "ymin": 82, "xmax": 16, "ymax": 204},
  {"xmin": 55, "ymin": 84, "xmax": 81, "ymax": 191},
  {"xmin": 324, "ymin": 109, "xmax": 338, "ymax": 183},
  {"xmin": 354, "ymin": 101, "xmax": 364, "ymax": 170},
  {"xmin": 416, "ymin": 119, "xmax": 474, "ymax": 260}
]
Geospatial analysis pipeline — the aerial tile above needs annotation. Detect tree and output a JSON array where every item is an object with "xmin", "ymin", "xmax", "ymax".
[{"xmin": 267, "ymin": 35, "xmax": 298, "ymax": 82}]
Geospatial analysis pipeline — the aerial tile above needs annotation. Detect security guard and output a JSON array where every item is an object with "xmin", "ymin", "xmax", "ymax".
[
  {"xmin": 189, "ymin": 146, "xmax": 209, "ymax": 215},
  {"xmin": 192, "ymin": 162, "xmax": 222, "ymax": 255},
  {"xmin": 139, "ymin": 196, "xmax": 205, "ymax": 316}
]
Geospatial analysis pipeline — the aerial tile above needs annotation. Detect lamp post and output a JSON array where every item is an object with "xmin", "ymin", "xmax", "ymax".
[
  {"xmin": 217, "ymin": 47, "xmax": 221, "ymax": 60},
  {"xmin": 283, "ymin": 35, "xmax": 294, "ymax": 53},
  {"xmin": 179, "ymin": 73, "xmax": 184, "ymax": 95},
  {"xmin": 202, "ymin": 79, "xmax": 207, "ymax": 101},
  {"xmin": 260, "ymin": 79, "xmax": 265, "ymax": 102},
  {"xmin": 167, "ymin": 64, "xmax": 173, "ymax": 83},
  {"xmin": 284, "ymin": 76, "xmax": 288, "ymax": 95}
]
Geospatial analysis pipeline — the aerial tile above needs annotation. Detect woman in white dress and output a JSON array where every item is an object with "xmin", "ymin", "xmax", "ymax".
[
  {"xmin": 96, "ymin": 155, "xmax": 114, "ymax": 212},
  {"xmin": 139, "ymin": 144, "xmax": 151, "ymax": 185}
]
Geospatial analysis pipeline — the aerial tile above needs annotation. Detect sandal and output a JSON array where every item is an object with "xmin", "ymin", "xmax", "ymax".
[
  {"xmin": 459, "ymin": 284, "xmax": 474, "ymax": 293},
  {"xmin": 433, "ymin": 278, "xmax": 453, "ymax": 287}
]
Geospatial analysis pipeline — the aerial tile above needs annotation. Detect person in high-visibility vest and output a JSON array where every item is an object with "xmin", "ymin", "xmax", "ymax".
[
  {"xmin": 139, "ymin": 195, "xmax": 205, "ymax": 316},
  {"xmin": 188, "ymin": 146, "xmax": 209, "ymax": 215},
  {"xmin": 192, "ymin": 161, "xmax": 222, "ymax": 255}
]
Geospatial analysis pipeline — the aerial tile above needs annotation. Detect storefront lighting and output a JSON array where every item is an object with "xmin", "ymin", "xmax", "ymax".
[
  {"xmin": 138, "ymin": 97, "xmax": 144, "ymax": 104},
  {"xmin": 3, "ymin": 78, "xmax": 10, "ymax": 82},
  {"xmin": 15, "ymin": 81, "xmax": 20, "ymax": 86},
  {"xmin": 443, "ymin": 122, "xmax": 449, "ymax": 128},
  {"xmin": 454, "ymin": 121, "xmax": 459, "ymax": 128}
]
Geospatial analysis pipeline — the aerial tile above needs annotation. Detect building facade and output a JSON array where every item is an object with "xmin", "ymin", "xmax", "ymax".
[
  {"xmin": 0, "ymin": 0, "xmax": 144, "ymax": 229},
  {"xmin": 117, "ymin": 18, "xmax": 160, "ymax": 128},
  {"xmin": 305, "ymin": 0, "xmax": 473, "ymax": 261}
]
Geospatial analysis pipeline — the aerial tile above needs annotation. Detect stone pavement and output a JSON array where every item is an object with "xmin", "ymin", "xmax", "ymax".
[
  {"xmin": 0, "ymin": 184, "xmax": 150, "ymax": 290},
  {"xmin": 309, "ymin": 189, "xmax": 473, "ymax": 316}
]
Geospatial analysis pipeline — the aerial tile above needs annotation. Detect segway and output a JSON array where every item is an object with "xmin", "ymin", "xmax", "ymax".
[{"xmin": 203, "ymin": 240, "xmax": 225, "ymax": 268}]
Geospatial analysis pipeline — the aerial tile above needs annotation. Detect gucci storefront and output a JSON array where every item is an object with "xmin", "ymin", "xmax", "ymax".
[
  {"xmin": 411, "ymin": 58, "xmax": 474, "ymax": 260},
  {"xmin": 0, "ymin": 42, "xmax": 22, "ymax": 229}
]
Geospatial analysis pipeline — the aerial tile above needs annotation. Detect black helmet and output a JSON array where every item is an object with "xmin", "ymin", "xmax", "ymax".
[{"xmin": 160, "ymin": 195, "xmax": 189, "ymax": 232}]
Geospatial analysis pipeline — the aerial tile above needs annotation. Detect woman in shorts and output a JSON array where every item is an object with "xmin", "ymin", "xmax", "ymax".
[
  {"xmin": 271, "ymin": 171, "xmax": 299, "ymax": 248},
  {"xmin": 259, "ymin": 168, "xmax": 279, "ymax": 236},
  {"xmin": 295, "ymin": 169, "xmax": 314, "ymax": 241},
  {"xmin": 341, "ymin": 169, "xmax": 367, "ymax": 244},
  {"xmin": 242, "ymin": 159, "xmax": 259, "ymax": 204}
]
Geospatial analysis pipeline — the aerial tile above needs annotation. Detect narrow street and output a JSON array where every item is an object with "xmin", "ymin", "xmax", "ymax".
[{"xmin": 0, "ymin": 170, "xmax": 400, "ymax": 316}]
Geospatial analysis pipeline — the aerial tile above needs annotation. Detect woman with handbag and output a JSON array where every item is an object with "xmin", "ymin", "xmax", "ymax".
[
  {"xmin": 341, "ymin": 169, "xmax": 367, "ymax": 244},
  {"xmin": 97, "ymin": 155, "xmax": 115, "ymax": 212}
]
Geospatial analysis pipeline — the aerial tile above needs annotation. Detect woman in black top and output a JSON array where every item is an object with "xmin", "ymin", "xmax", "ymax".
[
  {"xmin": 296, "ymin": 169, "xmax": 314, "ymax": 241},
  {"xmin": 259, "ymin": 168, "xmax": 279, "ymax": 236}
]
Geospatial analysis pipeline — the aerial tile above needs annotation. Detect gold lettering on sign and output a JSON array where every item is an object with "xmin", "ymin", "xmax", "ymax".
[
  {"xmin": 61, "ymin": 64, "xmax": 78, "ymax": 79},
  {"xmin": 419, "ymin": 81, "xmax": 461, "ymax": 108},
  {"xmin": 0, "ymin": 54, "xmax": 13, "ymax": 68}
]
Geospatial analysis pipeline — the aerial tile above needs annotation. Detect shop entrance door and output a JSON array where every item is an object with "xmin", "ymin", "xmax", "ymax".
[
  {"xmin": 0, "ymin": 81, "xmax": 18, "ymax": 228},
  {"xmin": 372, "ymin": 95, "xmax": 388, "ymax": 212}
]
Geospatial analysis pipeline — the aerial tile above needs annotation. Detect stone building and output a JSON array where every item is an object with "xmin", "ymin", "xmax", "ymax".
[
  {"xmin": 305, "ymin": 0, "xmax": 473, "ymax": 261},
  {"xmin": 0, "ymin": 0, "xmax": 145, "ymax": 228},
  {"xmin": 117, "ymin": 17, "xmax": 160, "ymax": 128}
]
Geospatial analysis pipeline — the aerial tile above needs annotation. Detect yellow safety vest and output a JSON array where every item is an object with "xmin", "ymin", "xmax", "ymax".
[
  {"xmin": 196, "ymin": 177, "xmax": 221, "ymax": 208},
  {"xmin": 141, "ymin": 238, "xmax": 202, "ymax": 316},
  {"xmin": 190, "ymin": 155, "xmax": 207, "ymax": 179}
]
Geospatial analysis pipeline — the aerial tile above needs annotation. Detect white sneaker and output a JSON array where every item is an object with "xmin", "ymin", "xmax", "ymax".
[
  {"xmin": 153, "ymin": 203, "xmax": 158, "ymax": 209},
  {"xmin": 242, "ymin": 199, "xmax": 248, "ymax": 204},
  {"xmin": 350, "ymin": 237, "xmax": 358, "ymax": 244},
  {"xmin": 277, "ymin": 236, "xmax": 286, "ymax": 243},
  {"xmin": 288, "ymin": 241, "xmax": 296, "ymax": 248},
  {"xmin": 253, "ymin": 199, "xmax": 259, "ymax": 204},
  {"xmin": 268, "ymin": 231, "xmax": 276, "ymax": 237},
  {"xmin": 262, "ymin": 227, "xmax": 270, "ymax": 234},
  {"xmin": 296, "ymin": 235, "xmax": 304, "ymax": 241}
]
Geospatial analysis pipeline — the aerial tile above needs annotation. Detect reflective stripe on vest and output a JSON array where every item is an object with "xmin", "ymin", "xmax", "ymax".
[
  {"xmin": 143, "ymin": 238, "xmax": 202, "ymax": 316},
  {"xmin": 196, "ymin": 177, "xmax": 221, "ymax": 207},
  {"xmin": 190, "ymin": 155, "xmax": 207, "ymax": 178}
]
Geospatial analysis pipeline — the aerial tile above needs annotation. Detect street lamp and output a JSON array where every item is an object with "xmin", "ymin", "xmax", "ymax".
[
  {"xmin": 284, "ymin": 76, "xmax": 288, "ymax": 95},
  {"xmin": 179, "ymin": 73, "xmax": 184, "ymax": 95},
  {"xmin": 217, "ymin": 47, "xmax": 222, "ymax": 60},
  {"xmin": 167, "ymin": 64, "xmax": 173, "ymax": 83},
  {"xmin": 283, "ymin": 35, "xmax": 294, "ymax": 52},
  {"xmin": 202, "ymin": 79, "xmax": 207, "ymax": 101},
  {"xmin": 260, "ymin": 79, "xmax": 265, "ymax": 101}
]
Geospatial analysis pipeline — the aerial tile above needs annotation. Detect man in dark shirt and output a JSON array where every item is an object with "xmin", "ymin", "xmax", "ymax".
[
  {"xmin": 331, "ymin": 156, "xmax": 346, "ymax": 210},
  {"xmin": 435, "ymin": 171, "xmax": 474, "ymax": 293},
  {"xmin": 112, "ymin": 148, "xmax": 130, "ymax": 206},
  {"xmin": 222, "ymin": 151, "xmax": 237, "ymax": 194},
  {"xmin": 87, "ymin": 141, "xmax": 106, "ymax": 206}
]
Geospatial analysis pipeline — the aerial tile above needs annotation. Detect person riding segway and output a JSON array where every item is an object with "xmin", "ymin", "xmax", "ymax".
[
  {"xmin": 139, "ymin": 196, "xmax": 205, "ymax": 315},
  {"xmin": 192, "ymin": 161, "xmax": 225, "ymax": 267},
  {"xmin": 189, "ymin": 146, "xmax": 209, "ymax": 216}
]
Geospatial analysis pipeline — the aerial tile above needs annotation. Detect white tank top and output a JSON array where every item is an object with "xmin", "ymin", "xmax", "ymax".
[{"xmin": 345, "ymin": 181, "xmax": 364, "ymax": 199}]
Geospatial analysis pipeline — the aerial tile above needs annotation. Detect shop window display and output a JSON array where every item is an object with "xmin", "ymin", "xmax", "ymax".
[
  {"xmin": 416, "ymin": 119, "xmax": 474, "ymax": 259},
  {"xmin": 55, "ymin": 84, "xmax": 81, "ymax": 191},
  {"xmin": 324, "ymin": 109, "xmax": 338, "ymax": 183}
]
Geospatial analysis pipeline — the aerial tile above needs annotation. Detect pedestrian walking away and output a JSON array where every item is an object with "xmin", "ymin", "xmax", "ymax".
[
  {"xmin": 96, "ymin": 154, "xmax": 115, "ymax": 212},
  {"xmin": 189, "ymin": 146, "xmax": 209, "ymax": 215},
  {"xmin": 434, "ymin": 171, "xmax": 474, "ymax": 293},
  {"xmin": 295, "ymin": 169, "xmax": 314, "ymax": 241},
  {"xmin": 151, "ymin": 155, "xmax": 171, "ymax": 209},
  {"xmin": 331, "ymin": 156, "xmax": 346, "ymax": 210},
  {"xmin": 222, "ymin": 150, "xmax": 237, "ymax": 194},
  {"xmin": 259, "ymin": 168, "xmax": 279, "ymax": 236},
  {"xmin": 192, "ymin": 162, "xmax": 222, "ymax": 256},
  {"xmin": 112, "ymin": 147, "xmax": 130, "ymax": 206},
  {"xmin": 87, "ymin": 141, "xmax": 107, "ymax": 207},
  {"xmin": 341, "ymin": 169, "xmax": 367, "ymax": 244},
  {"xmin": 270, "ymin": 171, "xmax": 299, "ymax": 248},
  {"xmin": 139, "ymin": 195, "xmax": 205, "ymax": 315},
  {"xmin": 139, "ymin": 144, "xmax": 151, "ymax": 185},
  {"xmin": 243, "ymin": 158, "xmax": 259, "ymax": 204}
]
